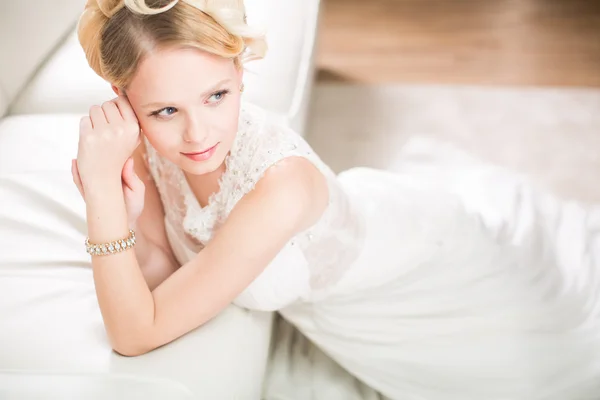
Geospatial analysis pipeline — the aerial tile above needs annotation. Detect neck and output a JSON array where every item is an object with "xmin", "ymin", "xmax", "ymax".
[{"xmin": 183, "ymin": 160, "xmax": 227, "ymax": 208}]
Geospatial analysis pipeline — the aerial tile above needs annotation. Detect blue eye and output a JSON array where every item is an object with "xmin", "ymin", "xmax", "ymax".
[
  {"xmin": 208, "ymin": 90, "xmax": 230, "ymax": 104},
  {"xmin": 149, "ymin": 106, "xmax": 177, "ymax": 118},
  {"xmin": 157, "ymin": 107, "xmax": 177, "ymax": 117}
]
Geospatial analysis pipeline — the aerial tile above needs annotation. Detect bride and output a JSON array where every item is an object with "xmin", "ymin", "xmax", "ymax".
[{"xmin": 72, "ymin": 0, "xmax": 600, "ymax": 398}]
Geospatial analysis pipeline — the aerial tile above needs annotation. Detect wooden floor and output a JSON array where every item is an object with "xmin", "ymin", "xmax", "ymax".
[{"xmin": 315, "ymin": 0, "xmax": 600, "ymax": 87}]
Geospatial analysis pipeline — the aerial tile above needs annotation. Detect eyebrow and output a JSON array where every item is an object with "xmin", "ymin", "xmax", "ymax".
[{"xmin": 141, "ymin": 78, "xmax": 233, "ymax": 109}]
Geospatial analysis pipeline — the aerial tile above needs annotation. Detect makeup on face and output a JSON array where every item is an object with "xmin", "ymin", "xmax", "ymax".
[{"xmin": 181, "ymin": 143, "xmax": 220, "ymax": 162}]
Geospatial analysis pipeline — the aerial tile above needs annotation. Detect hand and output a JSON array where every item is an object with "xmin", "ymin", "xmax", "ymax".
[
  {"xmin": 76, "ymin": 96, "xmax": 141, "ymax": 189},
  {"xmin": 72, "ymin": 156, "xmax": 146, "ymax": 227}
]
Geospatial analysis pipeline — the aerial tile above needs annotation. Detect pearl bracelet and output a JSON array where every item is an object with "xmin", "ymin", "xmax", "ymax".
[{"xmin": 85, "ymin": 229, "xmax": 136, "ymax": 256}]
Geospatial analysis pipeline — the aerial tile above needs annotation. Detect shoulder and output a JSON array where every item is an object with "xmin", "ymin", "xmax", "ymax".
[
  {"xmin": 238, "ymin": 102, "xmax": 308, "ymax": 155},
  {"xmin": 229, "ymin": 103, "xmax": 329, "ymax": 231},
  {"xmin": 234, "ymin": 155, "xmax": 329, "ymax": 234}
]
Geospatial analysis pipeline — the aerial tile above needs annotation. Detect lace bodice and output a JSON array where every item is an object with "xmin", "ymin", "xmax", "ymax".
[{"xmin": 145, "ymin": 102, "xmax": 365, "ymax": 309}]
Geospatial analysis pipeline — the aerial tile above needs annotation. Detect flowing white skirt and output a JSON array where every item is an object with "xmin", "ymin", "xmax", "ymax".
[{"xmin": 266, "ymin": 138, "xmax": 600, "ymax": 400}]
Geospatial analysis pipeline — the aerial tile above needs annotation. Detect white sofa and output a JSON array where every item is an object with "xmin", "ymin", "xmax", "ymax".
[{"xmin": 0, "ymin": 0, "xmax": 321, "ymax": 398}]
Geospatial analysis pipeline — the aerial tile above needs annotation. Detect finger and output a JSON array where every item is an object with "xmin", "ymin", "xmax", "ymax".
[
  {"xmin": 114, "ymin": 95, "xmax": 139, "ymax": 123},
  {"xmin": 79, "ymin": 116, "xmax": 92, "ymax": 133},
  {"xmin": 130, "ymin": 161, "xmax": 145, "ymax": 193},
  {"xmin": 89, "ymin": 105, "xmax": 107, "ymax": 128},
  {"xmin": 101, "ymin": 100, "xmax": 123, "ymax": 124},
  {"xmin": 122, "ymin": 181, "xmax": 134, "ymax": 202},
  {"xmin": 127, "ymin": 158, "xmax": 146, "ymax": 193},
  {"xmin": 71, "ymin": 159, "xmax": 85, "ymax": 199},
  {"xmin": 121, "ymin": 158, "xmax": 136, "ymax": 191},
  {"xmin": 123, "ymin": 158, "xmax": 145, "ymax": 194}
]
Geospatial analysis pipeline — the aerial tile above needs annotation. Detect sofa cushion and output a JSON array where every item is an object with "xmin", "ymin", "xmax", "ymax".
[
  {"xmin": 0, "ymin": 114, "xmax": 273, "ymax": 398},
  {"xmin": 0, "ymin": 0, "xmax": 86, "ymax": 118},
  {"xmin": 0, "ymin": 93, "xmax": 7, "ymax": 121},
  {"xmin": 0, "ymin": 372, "xmax": 196, "ymax": 400},
  {"xmin": 9, "ymin": 0, "xmax": 321, "ymax": 134}
]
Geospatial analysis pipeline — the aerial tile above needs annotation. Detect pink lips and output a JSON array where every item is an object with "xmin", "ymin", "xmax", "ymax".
[{"xmin": 182, "ymin": 143, "xmax": 219, "ymax": 162}]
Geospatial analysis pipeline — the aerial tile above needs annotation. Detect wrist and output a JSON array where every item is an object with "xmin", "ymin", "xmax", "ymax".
[
  {"xmin": 86, "ymin": 198, "xmax": 130, "ymax": 244},
  {"xmin": 128, "ymin": 216, "xmax": 141, "ymax": 231},
  {"xmin": 83, "ymin": 177, "xmax": 123, "ymax": 203},
  {"xmin": 84, "ymin": 179, "xmax": 129, "ymax": 242}
]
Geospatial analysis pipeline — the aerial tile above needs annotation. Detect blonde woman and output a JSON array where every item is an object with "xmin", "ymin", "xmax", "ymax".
[{"xmin": 72, "ymin": 0, "xmax": 600, "ymax": 398}]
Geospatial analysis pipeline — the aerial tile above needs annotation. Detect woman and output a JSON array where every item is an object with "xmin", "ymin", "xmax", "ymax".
[{"xmin": 72, "ymin": 0, "xmax": 600, "ymax": 398}]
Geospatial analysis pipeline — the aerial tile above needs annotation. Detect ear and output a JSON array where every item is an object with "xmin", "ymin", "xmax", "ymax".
[
  {"xmin": 236, "ymin": 64, "xmax": 244, "ymax": 85},
  {"xmin": 111, "ymin": 85, "xmax": 124, "ymax": 96}
]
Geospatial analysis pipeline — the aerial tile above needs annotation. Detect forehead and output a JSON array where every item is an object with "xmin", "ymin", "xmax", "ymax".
[{"xmin": 127, "ymin": 47, "xmax": 235, "ymax": 99}]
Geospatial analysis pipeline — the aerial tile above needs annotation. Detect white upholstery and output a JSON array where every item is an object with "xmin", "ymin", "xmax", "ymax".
[
  {"xmin": 0, "ymin": 0, "xmax": 320, "ymax": 398},
  {"xmin": 0, "ymin": 0, "xmax": 85, "ymax": 118},
  {"xmin": 0, "ymin": 372, "xmax": 197, "ymax": 400},
  {"xmin": 0, "ymin": 115, "xmax": 273, "ymax": 398}
]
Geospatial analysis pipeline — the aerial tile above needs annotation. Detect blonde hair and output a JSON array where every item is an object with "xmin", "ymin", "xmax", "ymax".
[{"xmin": 77, "ymin": 0, "xmax": 267, "ymax": 88}]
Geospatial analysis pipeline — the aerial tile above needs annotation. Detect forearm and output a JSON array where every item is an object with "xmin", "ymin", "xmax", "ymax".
[
  {"xmin": 133, "ymin": 226, "xmax": 179, "ymax": 291},
  {"xmin": 85, "ymin": 180, "xmax": 155, "ymax": 355}
]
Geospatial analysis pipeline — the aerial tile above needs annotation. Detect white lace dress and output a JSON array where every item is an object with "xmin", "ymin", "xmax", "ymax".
[{"xmin": 146, "ymin": 102, "xmax": 600, "ymax": 400}]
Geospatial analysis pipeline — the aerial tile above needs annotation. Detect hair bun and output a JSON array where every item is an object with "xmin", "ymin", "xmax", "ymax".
[
  {"xmin": 123, "ymin": 0, "xmax": 178, "ymax": 15},
  {"xmin": 77, "ymin": 1, "xmax": 109, "ymax": 78},
  {"xmin": 96, "ymin": 0, "xmax": 126, "ymax": 17},
  {"xmin": 77, "ymin": 0, "xmax": 267, "ymax": 83},
  {"xmin": 200, "ymin": 0, "xmax": 267, "ymax": 61}
]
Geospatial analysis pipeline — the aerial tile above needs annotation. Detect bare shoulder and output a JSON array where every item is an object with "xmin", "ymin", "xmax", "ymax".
[{"xmin": 248, "ymin": 155, "xmax": 329, "ymax": 232}]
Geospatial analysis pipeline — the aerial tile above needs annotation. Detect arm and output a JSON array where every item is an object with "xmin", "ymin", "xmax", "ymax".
[
  {"xmin": 86, "ymin": 156, "xmax": 328, "ymax": 356},
  {"xmin": 74, "ymin": 138, "xmax": 179, "ymax": 292}
]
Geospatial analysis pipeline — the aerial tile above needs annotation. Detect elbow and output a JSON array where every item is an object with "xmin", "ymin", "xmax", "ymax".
[
  {"xmin": 110, "ymin": 332, "xmax": 157, "ymax": 357},
  {"xmin": 112, "ymin": 345, "xmax": 145, "ymax": 358},
  {"xmin": 107, "ymin": 308, "xmax": 159, "ymax": 357},
  {"xmin": 112, "ymin": 341, "xmax": 154, "ymax": 357}
]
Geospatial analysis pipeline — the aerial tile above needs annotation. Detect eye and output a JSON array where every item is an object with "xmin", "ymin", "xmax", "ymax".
[
  {"xmin": 156, "ymin": 107, "xmax": 177, "ymax": 117},
  {"xmin": 207, "ymin": 89, "xmax": 230, "ymax": 104},
  {"xmin": 149, "ymin": 106, "xmax": 177, "ymax": 118}
]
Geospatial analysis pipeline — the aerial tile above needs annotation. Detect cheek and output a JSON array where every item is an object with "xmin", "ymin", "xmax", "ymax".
[
  {"xmin": 140, "ymin": 122, "xmax": 180, "ymax": 154},
  {"xmin": 218, "ymin": 97, "xmax": 241, "ymax": 139}
]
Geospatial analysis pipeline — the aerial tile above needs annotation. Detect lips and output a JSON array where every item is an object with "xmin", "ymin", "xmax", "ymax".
[{"xmin": 182, "ymin": 143, "xmax": 219, "ymax": 162}]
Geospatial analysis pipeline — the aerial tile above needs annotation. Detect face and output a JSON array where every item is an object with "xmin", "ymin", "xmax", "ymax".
[{"xmin": 121, "ymin": 47, "xmax": 243, "ymax": 176}]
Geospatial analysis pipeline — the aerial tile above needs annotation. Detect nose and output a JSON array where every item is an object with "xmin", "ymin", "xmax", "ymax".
[{"xmin": 183, "ymin": 113, "xmax": 207, "ymax": 144}]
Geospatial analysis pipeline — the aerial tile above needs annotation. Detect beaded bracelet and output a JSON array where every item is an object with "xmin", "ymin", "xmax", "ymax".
[{"xmin": 85, "ymin": 229, "xmax": 136, "ymax": 256}]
